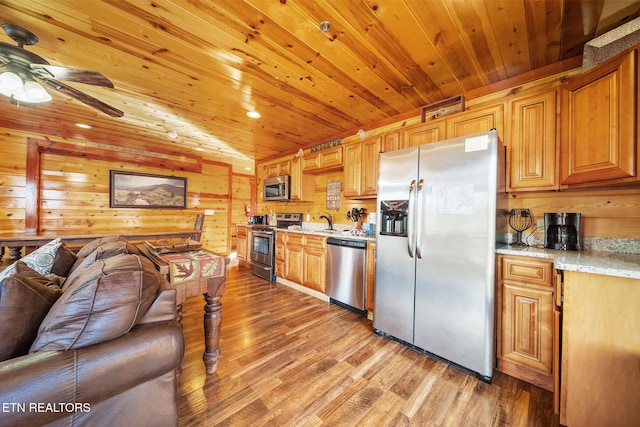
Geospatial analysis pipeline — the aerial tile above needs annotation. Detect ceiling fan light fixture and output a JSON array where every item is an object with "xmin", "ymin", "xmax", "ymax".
[
  {"xmin": 0, "ymin": 70, "xmax": 22, "ymax": 97},
  {"xmin": 21, "ymin": 80, "xmax": 52, "ymax": 102}
]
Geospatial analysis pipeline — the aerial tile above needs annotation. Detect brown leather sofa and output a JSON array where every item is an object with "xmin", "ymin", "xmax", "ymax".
[{"xmin": 0, "ymin": 236, "xmax": 184, "ymax": 427}]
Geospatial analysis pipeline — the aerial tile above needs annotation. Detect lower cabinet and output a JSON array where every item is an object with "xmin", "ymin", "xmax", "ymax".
[
  {"xmin": 496, "ymin": 255, "xmax": 557, "ymax": 392},
  {"xmin": 282, "ymin": 232, "xmax": 327, "ymax": 293},
  {"xmin": 302, "ymin": 235, "xmax": 326, "ymax": 293},
  {"xmin": 236, "ymin": 225, "xmax": 250, "ymax": 267},
  {"xmin": 365, "ymin": 240, "xmax": 376, "ymax": 312},
  {"xmin": 560, "ymin": 271, "xmax": 640, "ymax": 427}
]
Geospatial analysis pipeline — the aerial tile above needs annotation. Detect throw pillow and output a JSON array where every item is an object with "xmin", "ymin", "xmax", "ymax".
[
  {"xmin": 0, "ymin": 262, "xmax": 62, "ymax": 361},
  {"xmin": 30, "ymin": 254, "xmax": 161, "ymax": 352},
  {"xmin": 50, "ymin": 243, "xmax": 77, "ymax": 277},
  {"xmin": 0, "ymin": 238, "xmax": 64, "ymax": 284}
]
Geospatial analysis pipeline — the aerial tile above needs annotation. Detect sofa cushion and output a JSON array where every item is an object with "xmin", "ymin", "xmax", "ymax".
[
  {"xmin": 30, "ymin": 254, "xmax": 161, "ymax": 352},
  {"xmin": 75, "ymin": 235, "xmax": 126, "ymax": 259},
  {"xmin": 0, "ymin": 262, "xmax": 62, "ymax": 361},
  {"xmin": 65, "ymin": 240, "xmax": 140, "ymax": 289},
  {"xmin": 50, "ymin": 243, "xmax": 77, "ymax": 278},
  {"xmin": 0, "ymin": 238, "xmax": 64, "ymax": 283}
]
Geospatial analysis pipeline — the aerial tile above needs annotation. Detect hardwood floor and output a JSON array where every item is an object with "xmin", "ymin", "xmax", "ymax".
[{"xmin": 177, "ymin": 266, "xmax": 559, "ymax": 426}]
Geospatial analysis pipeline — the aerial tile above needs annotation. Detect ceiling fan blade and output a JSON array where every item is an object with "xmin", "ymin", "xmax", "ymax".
[
  {"xmin": 31, "ymin": 64, "xmax": 115, "ymax": 87},
  {"xmin": 38, "ymin": 76, "xmax": 124, "ymax": 117}
]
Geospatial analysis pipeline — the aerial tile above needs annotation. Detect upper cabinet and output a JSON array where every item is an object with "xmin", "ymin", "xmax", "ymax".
[
  {"xmin": 560, "ymin": 47, "xmax": 639, "ymax": 188},
  {"xmin": 401, "ymin": 121, "xmax": 444, "ymax": 148},
  {"xmin": 263, "ymin": 159, "xmax": 290, "ymax": 178},
  {"xmin": 508, "ymin": 91, "xmax": 558, "ymax": 191},
  {"xmin": 303, "ymin": 146, "xmax": 343, "ymax": 173},
  {"xmin": 344, "ymin": 136, "xmax": 380, "ymax": 199},
  {"xmin": 446, "ymin": 104, "xmax": 504, "ymax": 138}
]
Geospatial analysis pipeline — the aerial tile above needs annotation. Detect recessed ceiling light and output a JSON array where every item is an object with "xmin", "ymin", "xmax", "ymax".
[
  {"xmin": 247, "ymin": 111, "xmax": 261, "ymax": 119},
  {"xmin": 75, "ymin": 123, "xmax": 92, "ymax": 129},
  {"xmin": 167, "ymin": 131, "xmax": 178, "ymax": 139},
  {"xmin": 194, "ymin": 147, "xmax": 205, "ymax": 152}
]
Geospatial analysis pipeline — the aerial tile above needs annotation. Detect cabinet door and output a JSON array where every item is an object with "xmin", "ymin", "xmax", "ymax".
[
  {"xmin": 560, "ymin": 48, "xmax": 637, "ymax": 186},
  {"xmin": 275, "ymin": 232, "xmax": 285, "ymax": 277},
  {"xmin": 446, "ymin": 104, "xmax": 504, "ymax": 138},
  {"xmin": 302, "ymin": 247, "xmax": 326, "ymax": 292},
  {"xmin": 284, "ymin": 234, "xmax": 304, "ymax": 283},
  {"xmin": 343, "ymin": 143, "xmax": 362, "ymax": 198},
  {"xmin": 401, "ymin": 121, "xmax": 443, "ymax": 148},
  {"xmin": 289, "ymin": 157, "xmax": 314, "ymax": 202},
  {"xmin": 236, "ymin": 226, "xmax": 248, "ymax": 262},
  {"xmin": 365, "ymin": 240, "xmax": 376, "ymax": 312},
  {"xmin": 302, "ymin": 235, "xmax": 326, "ymax": 292},
  {"xmin": 361, "ymin": 137, "xmax": 380, "ymax": 197},
  {"xmin": 500, "ymin": 282, "xmax": 554, "ymax": 380},
  {"xmin": 382, "ymin": 131, "xmax": 401, "ymax": 152},
  {"xmin": 508, "ymin": 91, "xmax": 558, "ymax": 191}
]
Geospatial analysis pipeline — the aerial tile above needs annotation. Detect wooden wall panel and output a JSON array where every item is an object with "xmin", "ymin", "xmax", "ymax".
[
  {"xmin": 0, "ymin": 127, "xmax": 234, "ymax": 256},
  {"xmin": 509, "ymin": 188, "xmax": 640, "ymax": 238}
]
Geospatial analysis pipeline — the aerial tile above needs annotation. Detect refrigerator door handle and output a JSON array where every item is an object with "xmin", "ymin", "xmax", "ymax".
[
  {"xmin": 415, "ymin": 179, "xmax": 424, "ymax": 259},
  {"xmin": 407, "ymin": 179, "xmax": 416, "ymax": 258}
]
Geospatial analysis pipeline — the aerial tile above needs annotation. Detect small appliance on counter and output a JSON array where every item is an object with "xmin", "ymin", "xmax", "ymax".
[
  {"xmin": 248, "ymin": 214, "xmax": 268, "ymax": 225},
  {"xmin": 544, "ymin": 212, "xmax": 581, "ymax": 251}
]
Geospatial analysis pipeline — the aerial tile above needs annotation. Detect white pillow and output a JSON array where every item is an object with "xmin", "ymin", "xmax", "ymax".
[{"xmin": 0, "ymin": 238, "xmax": 63, "ymax": 284}]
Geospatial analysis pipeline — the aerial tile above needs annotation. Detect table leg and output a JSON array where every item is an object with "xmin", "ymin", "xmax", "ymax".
[
  {"xmin": 202, "ymin": 276, "xmax": 226, "ymax": 374},
  {"xmin": 8, "ymin": 247, "xmax": 22, "ymax": 261}
]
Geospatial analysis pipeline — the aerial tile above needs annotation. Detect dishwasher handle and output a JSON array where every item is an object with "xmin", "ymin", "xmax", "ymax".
[{"xmin": 327, "ymin": 237, "xmax": 367, "ymax": 249}]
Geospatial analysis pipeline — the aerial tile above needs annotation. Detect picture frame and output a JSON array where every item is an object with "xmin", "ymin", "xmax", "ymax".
[{"xmin": 110, "ymin": 170, "xmax": 187, "ymax": 208}]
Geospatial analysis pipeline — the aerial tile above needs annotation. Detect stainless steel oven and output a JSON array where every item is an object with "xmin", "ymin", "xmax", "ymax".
[{"xmin": 249, "ymin": 226, "xmax": 276, "ymax": 281}]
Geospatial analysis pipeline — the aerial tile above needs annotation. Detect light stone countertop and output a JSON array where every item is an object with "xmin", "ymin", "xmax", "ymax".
[{"xmin": 497, "ymin": 245, "xmax": 640, "ymax": 280}]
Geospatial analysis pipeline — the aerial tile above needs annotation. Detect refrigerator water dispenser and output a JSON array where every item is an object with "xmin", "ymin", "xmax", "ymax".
[{"xmin": 379, "ymin": 200, "xmax": 409, "ymax": 236}]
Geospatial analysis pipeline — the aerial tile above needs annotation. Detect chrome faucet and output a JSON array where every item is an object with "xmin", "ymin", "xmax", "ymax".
[{"xmin": 320, "ymin": 213, "xmax": 333, "ymax": 230}]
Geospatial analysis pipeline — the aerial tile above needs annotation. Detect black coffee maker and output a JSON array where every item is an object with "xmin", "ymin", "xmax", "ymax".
[{"xmin": 544, "ymin": 212, "xmax": 581, "ymax": 251}]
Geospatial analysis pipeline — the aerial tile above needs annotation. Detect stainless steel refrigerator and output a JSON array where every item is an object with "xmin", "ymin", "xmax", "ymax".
[{"xmin": 373, "ymin": 129, "xmax": 506, "ymax": 381}]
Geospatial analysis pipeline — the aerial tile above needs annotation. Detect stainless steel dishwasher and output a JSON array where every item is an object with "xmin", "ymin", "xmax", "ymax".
[{"xmin": 326, "ymin": 237, "xmax": 367, "ymax": 313}]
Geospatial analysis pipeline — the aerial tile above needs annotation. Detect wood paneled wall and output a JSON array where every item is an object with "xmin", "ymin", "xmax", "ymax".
[{"xmin": 0, "ymin": 128, "xmax": 232, "ymax": 255}]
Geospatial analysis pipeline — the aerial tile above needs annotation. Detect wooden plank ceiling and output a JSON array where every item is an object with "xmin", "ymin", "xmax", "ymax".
[{"xmin": 0, "ymin": 0, "xmax": 639, "ymax": 173}]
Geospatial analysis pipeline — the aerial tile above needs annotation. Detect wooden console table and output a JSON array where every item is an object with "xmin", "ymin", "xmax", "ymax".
[{"xmin": 136, "ymin": 244, "xmax": 229, "ymax": 374}]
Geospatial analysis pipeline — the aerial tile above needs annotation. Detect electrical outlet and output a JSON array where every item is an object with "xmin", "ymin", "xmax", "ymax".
[
  {"xmin": 204, "ymin": 209, "xmax": 215, "ymax": 216},
  {"xmin": 537, "ymin": 219, "xmax": 544, "ymax": 229}
]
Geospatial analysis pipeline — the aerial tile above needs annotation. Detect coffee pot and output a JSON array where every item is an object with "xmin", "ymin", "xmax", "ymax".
[{"xmin": 544, "ymin": 212, "xmax": 581, "ymax": 251}]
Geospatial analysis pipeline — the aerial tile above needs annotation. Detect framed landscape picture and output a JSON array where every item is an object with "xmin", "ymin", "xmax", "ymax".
[{"xmin": 110, "ymin": 171, "xmax": 187, "ymax": 208}]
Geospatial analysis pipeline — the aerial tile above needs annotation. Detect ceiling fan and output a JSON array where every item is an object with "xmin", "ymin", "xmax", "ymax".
[{"xmin": 0, "ymin": 23, "xmax": 123, "ymax": 117}]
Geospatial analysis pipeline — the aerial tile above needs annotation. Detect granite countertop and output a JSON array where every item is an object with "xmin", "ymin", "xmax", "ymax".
[
  {"xmin": 282, "ymin": 227, "xmax": 376, "ymax": 242},
  {"xmin": 497, "ymin": 245, "xmax": 640, "ymax": 280}
]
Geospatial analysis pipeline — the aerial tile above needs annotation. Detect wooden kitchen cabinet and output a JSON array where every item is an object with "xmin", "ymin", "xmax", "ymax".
[
  {"xmin": 508, "ymin": 91, "xmax": 559, "ymax": 191},
  {"xmin": 401, "ymin": 121, "xmax": 444, "ymax": 148},
  {"xmin": 303, "ymin": 146, "xmax": 343, "ymax": 173},
  {"xmin": 496, "ymin": 255, "xmax": 556, "ymax": 392},
  {"xmin": 446, "ymin": 104, "xmax": 504, "ymax": 138},
  {"xmin": 263, "ymin": 159, "xmax": 291, "ymax": 178},
  {"xmin": 381, "ymin": 130, "xmax": 400, "ymax": 152},
  {"xmin": 560, "ymin": 47, "xmax": 639, "ymax": 188},
  {"xmin": 301, "ymin": 234, "xmax": 327, "ymax": 293},
  {"xmin": 284, "ymin": 232, "xmax": 304, "ymax": 284},
  {"xmin": 365, "ymin": 240, "xmax": 376, "ymax": 312},
  {"xmin": 236, "ymin": 225, "xmax": 250, "ymax": 267},
  {"xmin": 560, "ymin": 271, "xmax": 640, "ymax": 427},
  {"xmin": 343, "ymin": 136, "xmax": 380, "ymax": 199},
  {"xmin": 289, "ymin": 156, "xmax": 314, "ymax": 202},
  {"xmin": 274, "ymin": 230, "xmax": 285, "ymax": 277},
  {"xmin": 281, "ymin": 232, "xmax": 327, "ymax": 293}
]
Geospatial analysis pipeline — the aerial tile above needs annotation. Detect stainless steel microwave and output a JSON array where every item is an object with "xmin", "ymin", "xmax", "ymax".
[{"xmin": 263, "ymin": 175, "xmax": 290, "ymax": 201}]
